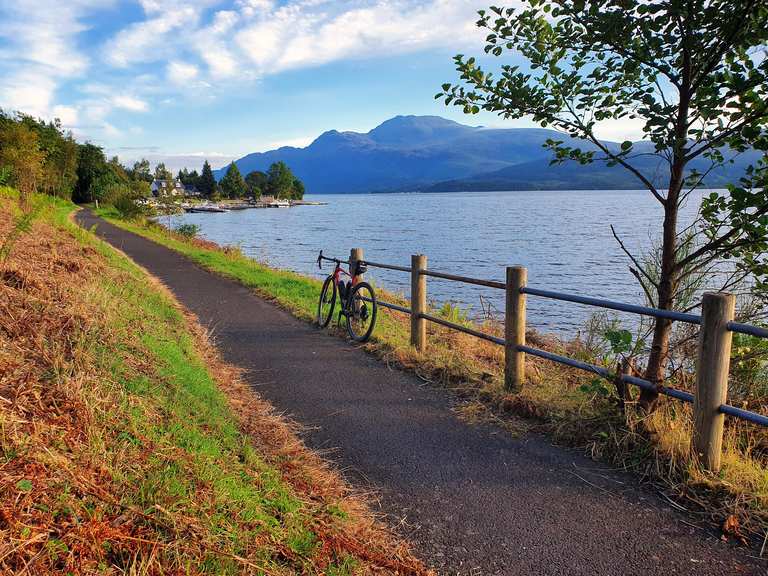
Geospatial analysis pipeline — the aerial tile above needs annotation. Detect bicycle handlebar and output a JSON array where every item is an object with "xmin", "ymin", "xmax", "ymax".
[{"xmin": 317, "ymin": 250, "xmax": 344, "ymax": 270}]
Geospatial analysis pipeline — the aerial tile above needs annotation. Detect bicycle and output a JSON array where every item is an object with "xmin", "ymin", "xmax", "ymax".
[{"xmin": 316, "ymin": 250, "xmax": 378, "ymax": 342}]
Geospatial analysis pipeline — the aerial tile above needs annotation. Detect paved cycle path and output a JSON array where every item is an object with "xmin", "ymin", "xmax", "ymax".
[{"xmin": 77, "ymin": 210, "xmax": 764, "ymax": 575}]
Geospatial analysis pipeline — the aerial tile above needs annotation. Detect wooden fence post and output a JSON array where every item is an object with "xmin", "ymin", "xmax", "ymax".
[
  {"xmin": 693, "ymin": 292, "xmax": 735, "ymax": 472},
  {"xmin": 349, "ymin": 248, "xmax": 364, "ymax": 283},
  {"xmin": 505, "ymin": 266, "xmax": 527, "ymax": 391},
  {"xmin": 411, "ymin": 254, "xmax": 427, "ymax": 351}
]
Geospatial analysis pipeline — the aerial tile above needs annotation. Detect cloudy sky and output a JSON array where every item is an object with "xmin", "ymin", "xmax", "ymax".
[{"xmin": 0, "ymin": 0, "xmax": 643, "ymax": 171}]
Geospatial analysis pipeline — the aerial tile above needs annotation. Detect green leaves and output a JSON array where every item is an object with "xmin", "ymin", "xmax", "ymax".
[
  {"xmin": 604, "ymin": 329, "xmax": 633, "ymax": 355},
  {"xmin": 580, "ymin": 377, "xmax": 612, "ymax": 398}
]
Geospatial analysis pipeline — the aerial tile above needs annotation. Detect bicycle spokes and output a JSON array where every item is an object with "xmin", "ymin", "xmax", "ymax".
[
  {"xmin": 317, "ymin": 276, "xmax": 336, "ymax": 328},
  {"xmin": 346, "ymin": 283, "xmax": 377, "ymax": 342}
]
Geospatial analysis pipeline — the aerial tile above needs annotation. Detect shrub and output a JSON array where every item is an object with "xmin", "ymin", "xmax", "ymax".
[
  {"xmin": 174, "ymin": 223, "xmax": 200, "ymax": 239},
  {"xmin": 113, "ymin": 194, "xmax": 144, "ymax": 220}
]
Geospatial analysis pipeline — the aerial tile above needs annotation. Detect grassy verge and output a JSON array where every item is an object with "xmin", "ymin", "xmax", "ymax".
[
  {"xmin": 0, "ymin": 189, "xmax": 427, "ymax": 575},
  {"xmin": 94, "ymin": 207, "xmax": 767, "ymax": 546}
]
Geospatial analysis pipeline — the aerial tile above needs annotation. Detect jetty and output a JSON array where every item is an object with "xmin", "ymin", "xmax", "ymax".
[{"xmin": 182, "ymin": 198, "xmax": 328, "ymax": 213}]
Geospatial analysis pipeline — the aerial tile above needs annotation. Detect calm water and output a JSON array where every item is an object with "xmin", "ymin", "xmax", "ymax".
[{"xmin": 170, "ymin": 190, "xmax": 710, "ymax": 335}]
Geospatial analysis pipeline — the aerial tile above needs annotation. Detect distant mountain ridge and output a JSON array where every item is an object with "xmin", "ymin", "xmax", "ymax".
[{"xmin": 218, "ymin": 115, "xmax": 758, "ymax": 193}]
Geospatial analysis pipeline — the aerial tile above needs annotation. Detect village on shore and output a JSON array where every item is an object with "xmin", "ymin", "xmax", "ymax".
[{"xmin": 142, "ymin": 159, "xmax": 325, "ymax": 213}]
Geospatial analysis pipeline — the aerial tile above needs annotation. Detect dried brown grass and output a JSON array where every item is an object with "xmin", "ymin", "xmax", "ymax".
[{"xmin": 0, "ymin": 201, "xmax": 430, "ymax": 575}]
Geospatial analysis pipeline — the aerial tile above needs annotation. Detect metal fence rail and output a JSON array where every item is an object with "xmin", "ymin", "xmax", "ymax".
[
  {"xmin": 420, "ymin": 269, "xmax": 506, "ymax": 290},
  {"xmin": 521, "ymin": 286, "xmax": 703, "ymax": 325},
  {"xmin": 727, "ymin": 321, "xmax": 768, "ymax": 339},
  {"xmin": 420, "ymin": 312, "xmax": 505, "ymax": 345},
  {"xmin": 326, "ymin": 249, "xmax": 768, "ymax": 472}
]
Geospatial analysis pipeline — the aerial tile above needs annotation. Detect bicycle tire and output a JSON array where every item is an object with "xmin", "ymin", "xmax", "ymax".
[
  {"xmin": 317, "ymin": 275, "xmax": 336, "ymax": 327},
  {"xmin": 346, "ymin": 282, "xmax": 377, "ymax": 342}
]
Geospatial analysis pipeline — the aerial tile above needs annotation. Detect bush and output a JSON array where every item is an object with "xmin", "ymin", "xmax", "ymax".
[
  {"xmin": 174, "ymin": 223, "xmax": 200, "ymax": 239},
  {"xmin": 113, "ymin": 195, "xmax": 144, "ymax": 220}
]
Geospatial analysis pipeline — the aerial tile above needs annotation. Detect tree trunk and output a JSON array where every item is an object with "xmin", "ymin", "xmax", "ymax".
[
  {"xmin": 641, "ymin": 172, "xmax": 683, "ymax": 410},
  {"xmin": 641, "ymin": 24, "xmax": 692, "ymax": 411}
]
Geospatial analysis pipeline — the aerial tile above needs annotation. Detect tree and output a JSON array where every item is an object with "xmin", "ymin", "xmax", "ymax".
[
  {"xmin": 154, "ymin": 162, "xmax": 173, "ymax": 182},
  {"xmin": 292, "ymin": 177, "xmax": 305, "ymax": 200},
  {"xmin": 245, "ymin": 170, "xmax": 267, "ymax": 198},
  {"xmin": 199, "ymin": 160, "xmax": 217, "ymax": 199},
  {"xmin": 439, "ymin": 0, "xmax": 768, "ymax": 409},
  {"xmin": 266, "ymin": 161, "xmax": 296, "ymax": 199},
  {"xmin": 0, "ymin": 122, "xmax": 44, "ymax": 204},
  {"xmin": 73, "ymin": 143, "xmax": 108, "ymax": 204},
  {"xmin": 131, "ymin": 159, "xmax": 152, "ymax": 182},
  {"xmin": 17, "ymin": 115, "xmax": 78, "ymax": 199},
  {"xmin": 220, "ymin": 162, "xmax": 246, "ymax": 199}
]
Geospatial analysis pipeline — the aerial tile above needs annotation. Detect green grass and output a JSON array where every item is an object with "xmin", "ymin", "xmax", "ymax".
[
  {"xmin": 1, "ymin": 189, "xmax": 420, "ymax": 574},
  {"xmin": 94, "ymin": 206, "xmax": 416, "ymax": 351}
]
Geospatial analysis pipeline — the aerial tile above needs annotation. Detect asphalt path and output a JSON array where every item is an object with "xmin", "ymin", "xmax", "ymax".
[{"xmin": 77, "ymin": 210, "xmax": 765, "ymax": 575}]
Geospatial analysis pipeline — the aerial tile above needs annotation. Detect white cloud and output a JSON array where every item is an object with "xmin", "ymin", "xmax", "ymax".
[
  {"xmin": 102, "ymin": 121, "xmax": 122, "ymax": 137},
  {"xmin": 236, "ymin": 0, "xmax": 484, "ymax": 74},
  {"xmin": 98, "ymin": 0, "xmax": 484, "ymax": 83},
  {"xmin": 594, "ymin": 117, "xmax": 648, "ymax": 142},
  {"xmin": 52, "ymin": 105, "xmax": 79, "ymax": 125},
  {"xmin": 0, "ymin": 70, "xmax": 57, "ymax": 118},
  {"xmin": 0, "ymin": 0, "xmax": 113, "ymax": 123},
  {"xmin": 104, "ymin": 7, "xmax": 200, "ymax": 67},
  {"xmin": 113, "ymin": 95, "xmax": 149, "ymax": 112},
  {"xmin": 211, "ymin": 10, "xmax": 239, "ymax": 34},
  {"xmin": 167, "ymin": 61, "xmax": 199, "ymax": 84}
]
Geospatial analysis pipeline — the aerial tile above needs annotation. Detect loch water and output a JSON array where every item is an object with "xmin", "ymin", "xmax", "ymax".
[{"xmin": 171, "ymin": 189, "xmax": 711, "ymax": 335}]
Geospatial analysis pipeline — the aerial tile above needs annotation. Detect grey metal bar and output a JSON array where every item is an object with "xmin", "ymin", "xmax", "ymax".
[
  {"xmin": 719, "ymin": 404, "xmax": 768, "ymax": 427},
  {"xmin": 619, "ymin": 374, "xmax": 655, "ymax": 392},
  {"xmin": 420, "ymin": 269, "xmax": 506, "ymax": 290},
  {"xmin": 363, "ymin": 260, "xmax": 412, "ymax": 273},
  {"xmin": 357, "ymin": 295, "xmax": 411, "ymax": 314},
  {"xmin": 659, "ymin": 384, "xmax": 694, "ymax": 404},
  {"xmin": 523, "ymin": 346, "xmax": 766, "ymax": 425},
  {"xmin": 378, "ymin": 300, "xmax": 411, "ymax": 314},
  {"xmin": 727, "ymin": 321, "xmax": 768, "ymax": 339},
  {"xmin": 622, "ymin": 374, "xmax": 694, "ymax": 403},
  {"xmin": 420, "ymin": 312, "xmax": 505, "ymax": 345},
  {"xmin": 522, "ymin": 286, "xmax": 702, "ymax": 324},
  {"xmin": 518, "ymin": 345, "xmax": 612, "ymax": 378},
  {"xmin": 519, "ymin": 346, "xmax": 696, "ymax": 404}
]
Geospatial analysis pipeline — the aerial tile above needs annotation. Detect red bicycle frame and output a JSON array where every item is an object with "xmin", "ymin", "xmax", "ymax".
[
  {"xmin": 318, "ymin": 250, "xmax": 361, "ymax": 290},
  {"xmin": 331, "ymin": 261, "xmax": 360, "ymax": 288}
]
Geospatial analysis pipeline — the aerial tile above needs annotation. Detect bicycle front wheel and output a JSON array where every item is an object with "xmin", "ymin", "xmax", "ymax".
[
  {"xmin": 317, "ymin": 275, "xmax": 336, "ymax": 327},
  {"xmin": 346, "ymin": 282, "xmax": 377, "ymax": 342}
]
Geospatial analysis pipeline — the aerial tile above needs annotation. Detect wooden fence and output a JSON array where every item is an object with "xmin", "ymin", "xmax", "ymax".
[{"xmin": 342, "ymin": 248, "xmax": 768, "ymax": 473}]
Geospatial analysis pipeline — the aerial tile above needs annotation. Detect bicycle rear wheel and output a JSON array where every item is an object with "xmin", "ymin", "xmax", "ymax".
[
  {"xmin": 317, "ymin": 276, "xmax": 336, "ymax": 327},
  {"xmin": 346, "ymin": 282, "xmax": 377, "ymax": 342}
]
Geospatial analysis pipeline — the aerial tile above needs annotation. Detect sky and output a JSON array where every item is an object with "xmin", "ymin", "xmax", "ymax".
[{"xmin": 0, "ymin": 0, "xmax": 645, "ymax": 172}]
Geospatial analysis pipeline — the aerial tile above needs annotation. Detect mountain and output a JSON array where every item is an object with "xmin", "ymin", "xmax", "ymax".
[
  {"xmin": 425, "ymin": 148, "xmax": 762, "ymax": 192},
  {"xmin": 218, "ymin": 115, "xmax": 758, "ymax": 193}
]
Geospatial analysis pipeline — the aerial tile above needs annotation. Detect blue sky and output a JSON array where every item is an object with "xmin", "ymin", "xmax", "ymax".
[{"xmin": 0, "ymin": 0, "xmax": 643, "ymax": 172}]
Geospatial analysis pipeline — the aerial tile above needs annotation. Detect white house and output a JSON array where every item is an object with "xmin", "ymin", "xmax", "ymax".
[{"xmin": 150, "ymin": 179, "xmax": 185, "ymax": 197}]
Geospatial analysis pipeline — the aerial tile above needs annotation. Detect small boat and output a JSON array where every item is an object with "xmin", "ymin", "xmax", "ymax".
[{"xmin": 268, "ymin": 199, "xmax": 290, "ymax": 208}]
